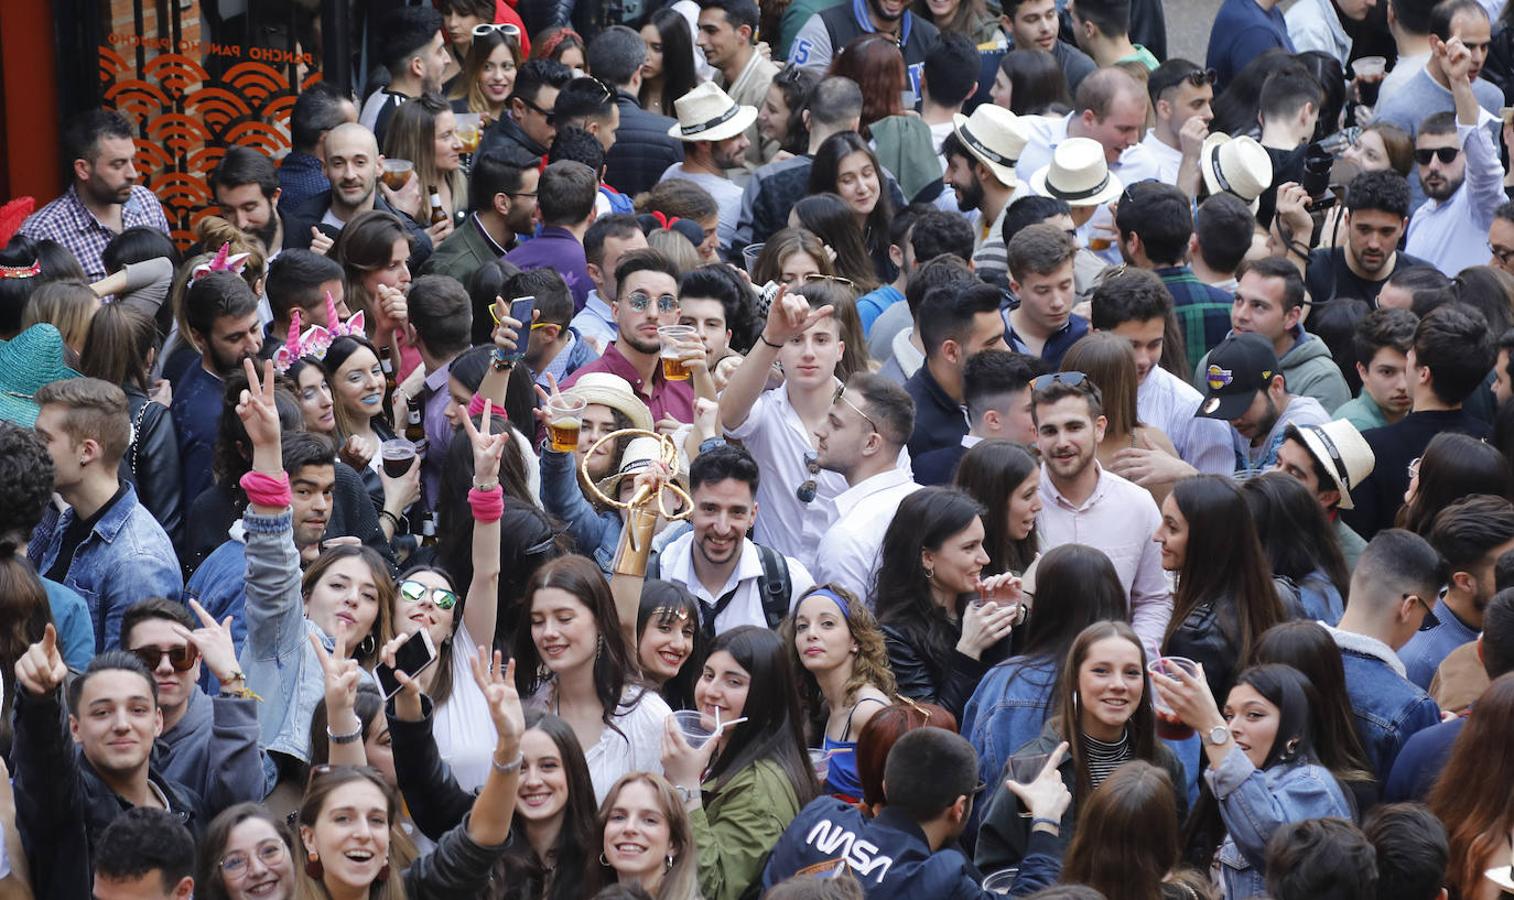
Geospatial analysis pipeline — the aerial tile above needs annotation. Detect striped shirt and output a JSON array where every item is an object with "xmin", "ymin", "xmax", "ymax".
[
  {"xmin": 1156, "ymin": 265, "xmax": 1233, "ymax": 363},
  {"xmin": 1082, "ymin": 730, "xmax": 1133, "ymax": 789}
]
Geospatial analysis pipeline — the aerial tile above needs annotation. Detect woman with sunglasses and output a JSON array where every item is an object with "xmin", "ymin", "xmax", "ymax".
[
  {"xmin": 451, "ymin": 24, "xmax": 522, "ymax": 121},
  {"xmin": 197, "ymin": 803, "xmax": 298, "ymax": 900}
]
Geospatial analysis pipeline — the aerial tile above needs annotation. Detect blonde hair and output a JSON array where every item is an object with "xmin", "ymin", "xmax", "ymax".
[
  {"xmin": 381, "ymin": 93, "xmax": 468, "ymax": 219},
  {"xmin": 646, "ymin": 228, "xmax": 701, "ymax": 275},
  {"xmin": 597, "ymin": 773, "xmax": 701, "ymax": 900},
  {"xmin": 23, "ymin": 280, "xmax": 98, "ymax": 357}
]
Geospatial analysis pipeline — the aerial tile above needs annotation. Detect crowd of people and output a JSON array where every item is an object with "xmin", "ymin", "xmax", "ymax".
[{"xmin": 6, "ymin": 0, "xmax": 1514, "ymax": 896}]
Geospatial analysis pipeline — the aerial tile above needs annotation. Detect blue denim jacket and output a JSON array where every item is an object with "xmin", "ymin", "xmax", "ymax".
[
  {"xmin": 188, "ymin": 537, "xmax": 250, "ymax": 652},
  {"xmin": 1398, "ymin": 600, "xmax": 1479, "ymax": 689},
  {"xmin": 961, "ymin": 654, "xmax": 1058, "ymax": 835},
  {"xmin": 538, "ymin": 447, "xmax": 619, "ymax": 572},
  {"xmin": 1206, "ymin": 745, "xmax": 1351, "ymax": 900},
  {"xmin": 1293, "ymin": 570, "xmax": 1344, "ymax": 625},
  {"xmin": 1330, "ymin": 629, "xmax": 1442, "ymax": 779},
  {"xmin": 29, "ymin": 482, "xmax": 183, "ymax": 652}
]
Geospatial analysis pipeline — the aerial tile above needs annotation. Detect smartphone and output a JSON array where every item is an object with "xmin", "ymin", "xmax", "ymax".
[
  {"xmin": 497, "ymin": 295, "xmax": 535, "ymax": 363},
  {"xmin": 375, "ymin": 629, "xmax": 438, "ymax": 699}
]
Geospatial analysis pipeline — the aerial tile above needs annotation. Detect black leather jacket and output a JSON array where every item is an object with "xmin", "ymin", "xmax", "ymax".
[
  {"xmin": 882, "ymin": 621, "xmax": 992, "ymax": 725},
  {"xmin": 121, "ymin": 387, "xmax": 184, "ymax": 549}
]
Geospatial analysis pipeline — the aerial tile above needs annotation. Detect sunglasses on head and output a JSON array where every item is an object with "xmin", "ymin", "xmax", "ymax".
[
  {"xmin": 399, "ymin": 579, "xmax": 459, "ymax": 610},
  {"xmin": 1030, "ymin": 371, "xmax": 1089, "ymax": 392},
  {"xmin": 473, "ymin": 22, "xmax": 522, "ymax": 38},
  {"xmin": 1183, "ymin": 68, "xmax": 1218, "ymax": 87},
  {"xmin": 130, "ymin": 643, "xmax": 199, "ymax": 673},
  {"xmin": 1414, "ymin": 147, "xmax": 1460, "ymax": 165},
  {"xmin": 833, "ymin": 384, "xmax": 877, "ymax": 433},
  {"xmin": 626, "ymin": 290, "xmax": 679, "ymax": 313}
]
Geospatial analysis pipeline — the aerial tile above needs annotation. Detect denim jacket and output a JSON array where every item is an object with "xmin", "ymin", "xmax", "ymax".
[
  {"xmin": 1288, "ymin": 570, "xmax": 1344, "ymax": 625},
  {"xmin": 236, "ymin": 508, "xmax": 344, "ymax": 763},
  {"xmin": 1327, "ymin": 626, "xmax": 1442, "ymax": 779},
  {"xmin": 29, "ymin": 482, "xmax": 183, "ymax": 652},
  {"xmin": 538, "ymin": 447, "xmax": 620, "ymax": 572},
  {"xmin": 961, "ymin": 654, "xmax": 1058, "ymax": 836},
  {"xmin": 1206, "ymin": 745, "xmax": 1351, "ymax": 900}
]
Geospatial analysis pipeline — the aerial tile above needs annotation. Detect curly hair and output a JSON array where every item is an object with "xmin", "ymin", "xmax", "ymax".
[
  {"xmin": 0, "ymin": 423, "xmax": 56, "ymax": 541},
  {"xmin": 782, "ymin": 584, "xmax": 897, "ymax": 733}
]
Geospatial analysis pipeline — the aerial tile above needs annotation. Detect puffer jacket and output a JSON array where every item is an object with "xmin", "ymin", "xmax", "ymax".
[
  {"xmin": 603, "ymin": 89, "xmax": 685, "ymax": 199},
  {"xmin": 121, "ymin": 386, "xmax": 184, "ymax": 549}
]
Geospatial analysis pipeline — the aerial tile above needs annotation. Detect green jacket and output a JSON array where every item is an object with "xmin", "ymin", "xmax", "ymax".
[{"xmin": 693, "ymin": 759, "xmax": 802, "ymax": 900}]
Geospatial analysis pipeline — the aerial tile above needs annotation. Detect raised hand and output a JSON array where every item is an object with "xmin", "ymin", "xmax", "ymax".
[
  {"xmin": 491, "ymin": 297, "xmax": 526, "ymax": 360},
  {"xmin": 175, "ymin": 599, "xmax": 241, "ymax": 685},
  {"xmin": 957, "ymin": 598, "xmax": 1019, "ymax": 660},
  {"xmin": 375, "ymin": 284, "xmax": 409, "ymax": 332},
  {"xmin": 469, "ymin": 648, "xmax": 524, "ymax": 745},
  {"xmin": 380, "ymin": 633, "xmax": 425, "ymax": 721},
  {"xmin": 310, "ymin": 630, "xmax": 361, "ymax": 732},
  {"xmin": 340, "ymin": 434, "xmax": 376, "ymax": 471},
  {"xmin": 531, "ymin": 372, "xmax": 563, "ymax": 431},
  {"xmin": 236, "ymin": 357, "xmax": 282, "ymax": 451},
  {"xmin": 661, "ymin": 713, "xmax": 717, "ymax": 790},
  {"xmin": 15, "ymin": 624, "xmax": 67, "ymax": 697},
  {"xmin": 463, "ymin": 398, "xmax": 509, "ymax": 484},
  {"xmin": 760, "ymin": 284, "xmax": 833, "ymax": 347},
  {"xmin": 309, "ymin": 227, "xmax": 335, "ymax": 257},
  {"xmin": 1150, "ymin": 660, "xmax": 1223, "ymax": 731}
]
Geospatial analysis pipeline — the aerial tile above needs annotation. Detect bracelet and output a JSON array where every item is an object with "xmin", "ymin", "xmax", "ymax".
[
  {"xmin": 326, "ymin": 723, "xmax": 363, "ymax": 745},
  {"xmin": 758, "ymin": 333, "xmax": 783, "ymax": 350},
  {"xmin": 473, "ymin": 478, "xmax": 499, "ymax": 492},
  {"xmin": 1288, "ymin": 240, "xmax": 1312, "ymax": 258},
  {"xmin": 379, "ymin": 509, "xmax": 402, "ymax": 531},
  {"xmin": 674, "ymin": 784, "xmax": 700, "ymax": 805},
  {"xmin": 492, "ymin": 751, "xmax": 524, "ymax": 775},
  {"xmin": 240, "ymin": 470, "xmax": 292, "ymax": 508},
  {"xmin": 1030, "ymin": 816, "xmax": 1060, "ymax": 834},
  {"xmin": 490, "ymin": 350, "xmax": 514, "ymax": 372},
  {"xmin": 220, "ymin": 683, "xmax": 263, "ymax": 702}
]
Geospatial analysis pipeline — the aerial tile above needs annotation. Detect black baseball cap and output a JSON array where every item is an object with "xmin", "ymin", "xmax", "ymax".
[{"xmin": 1197, "ymin": 333, "xmax": 1280, "ymax": 420}]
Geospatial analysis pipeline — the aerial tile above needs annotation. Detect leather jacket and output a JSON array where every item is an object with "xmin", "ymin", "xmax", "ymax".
[{"xmin": 121, "ymin": 387, "xmax": 184, "ymax": 549}]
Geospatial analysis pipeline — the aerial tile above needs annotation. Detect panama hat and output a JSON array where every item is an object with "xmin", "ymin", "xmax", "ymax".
[
  {"xmin": 561, "ymin": 372, "xmax": 655, "ymax": 433},
  {"xmin": 595, "ymin": 435, "xmax": 688, "ymax": 501},
  {"xmin": 0, "ymin": 324, "xmax": 83, "ymax": 427},
  {"xmin": 951, "ymin": 105, "xmax": 1030, "ymax": 188},
  {"xmin": 1028, "ymin": 137, "xmax": 1124, "ymax": 207},
  {"xmin": 668, "ymin": 82, "xmax": 758, "ymax": 143},
  {"xmin": 1285, "ymin": 420, "xmax": 1375, "ymax": 510},
  {"xmin": 1199, "ymin": 132, "xmax": 1273, "ymax": 212}
]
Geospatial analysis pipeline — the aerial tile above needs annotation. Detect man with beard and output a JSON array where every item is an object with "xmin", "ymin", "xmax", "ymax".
[
  {"xmin": 358, "ymin": 6, "xmax": 450, "ymax": 147},
  {"xmin": 651, "ymin": 444, "xmax": 814, "ymax": 637},
  {"xmin": 1305, "ymin": 171, "xmax": 1428, "ymax": 307},
  {"xmin": 789, "ymin": 0, "xmax": 941, "ymax": 92},
  {"xmin": 942, "ymin": 104, "xmax": 1031, "ymax": 283},
  {"xmin": 283, "ymin": 123, "xmax": 433, "ymax": 271},
  {"xmin": 699, "ymin": 0, "xmax": 780, "ymax": 171},
  {"xmin": 21, "ymin": 108, "xmax": 171, "ymax": 281},
  {"xmin": 1196, "ymin": 332, "xmax": 1329, "ymax": 474},
  {"xmin": 420, "ymin": 150, "xmax": 534, "ymax": 286},
  {"xmin": 660, "ymin": 83, "xmax": 756, "ymax": 252},
  {"xmin": 1032, "ymin": 371, "xmax": 1171, "ymax": 658},
  {"xmin": 172, "ymin": 272, "xmax": 264, "ymax": 506},
  {"xmin": 209, "ymin": 146, "xmax": 285, "ymax": 256},
  {"xmin": 1404, "ymin": 43, "xmax": 1505, "ymax": 275},
  {"xmin": 1372, "ymin": 0, "xmax": 1503, "ymax": 145}
]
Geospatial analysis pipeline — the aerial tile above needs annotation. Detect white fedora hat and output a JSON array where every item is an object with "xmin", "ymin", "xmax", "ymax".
[
  {"xmin": 1286, "ymin": 420, "xmax": 1375, "ymax": 510},
  {"xmin": 667, "ymin": 82, "xmax": 757, "ymax": 143},
  {"xmin": 1199, "ymin": 132, "xmax": 1273, "ymax": 212},
  {"xmin": 1029, "ymin": 137, "xmax": 1123, "ymax": 207},
  {"xmin": 951, "ymin": 105, "xmax": 1030, "ymax": 188}
]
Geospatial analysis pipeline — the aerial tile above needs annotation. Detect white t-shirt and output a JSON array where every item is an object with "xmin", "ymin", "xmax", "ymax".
[{"xmin": 430, "ymin": 621, "xmax": 496, "ymax": 792}]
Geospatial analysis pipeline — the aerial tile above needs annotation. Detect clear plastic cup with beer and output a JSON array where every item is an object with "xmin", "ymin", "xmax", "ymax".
[
  {"xmin": 546, "ymin": 394, "xmax": 587, "ymax": 453},
  {"xmin": 658, "ymin": 325, "xmax": 699, "ymax": 381},
  {"xmin": 380, "ymin": 159, "xmax": 414, "ymax": 191},
  {"xmin": 454, "ymin": 113, "xmax": 482, "ymax": 154}
]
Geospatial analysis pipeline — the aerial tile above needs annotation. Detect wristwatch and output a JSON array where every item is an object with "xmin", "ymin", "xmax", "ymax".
[
  {"xmin": 674, "ymin": 784, "xmax": 700, "ymax": 805},
  {"xmin": 1207, "ymin": 724, "xmax": 1233, "ymax": 746}
]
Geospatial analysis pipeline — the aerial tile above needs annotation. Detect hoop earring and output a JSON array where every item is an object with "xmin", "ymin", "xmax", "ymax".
[
  {"xmin": 305, "ymin": 851, "xmax": 323, "ymax": 880},
  {"xmin": 665, "ymin": 853, "xmax": 676, "ymax": 871},
  {"xmin": 923, "ymin": 565, "xmax": 934, "ymax": 581},
  {"xmin": 357, "ymin": 634, "xmax": 376, "ymax": 658},
  {"xmin": 599, "ymin": 852, "xmax": 610, "ymax": 867}
]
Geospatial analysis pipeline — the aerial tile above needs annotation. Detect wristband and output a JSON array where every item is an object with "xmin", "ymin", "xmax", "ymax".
[
  {"xmin": 1031, "ymin": 816, "xmax": 1059, "ymax": 829},
  {"xmin": 240, "ymin": 470, "xmax": 292, "ymax": 508},
  {"xmin": 379, "ymin": 509, "xmax": 402, "ymax": 531},
  {"xmin": 326, "ymin": 723, "xmax": 363, "ymax": 745},
  {"xmin": 759, "ymin": 333, "xmax": 783, "ymax": 350},
  {"xmin": 492, "ymin": 751, "xmax": 524, "ymax": 775},
  {"xmin": 468, "ymin": 392, "xmax": 503, "ymax": 418},
  {"xmin": 469, "ymin": 485, "xmax": 505, "ymax": 523}
]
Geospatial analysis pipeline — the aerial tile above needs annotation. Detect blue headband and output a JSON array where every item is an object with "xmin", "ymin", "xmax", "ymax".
[{"xmin": 805, "ymin": 587, "xmax": 850, "ymax": 619}]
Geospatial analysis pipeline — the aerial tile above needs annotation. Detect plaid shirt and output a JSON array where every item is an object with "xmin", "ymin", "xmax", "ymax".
[
  {"xmin": 1156, "ymin": 266, "xmax": 1234, "ymax": 364},
  {"xmin": 19, "ymin": 184, "xmax": 170, "ymax": 281}
]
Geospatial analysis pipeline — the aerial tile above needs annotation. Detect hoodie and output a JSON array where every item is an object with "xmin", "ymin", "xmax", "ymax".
[
  {"xmin": 1278, "ymin": 327, "xmax": 1352, "ymax": 413},
  {"xmin": 1242, "ymin": 393, "xmax": 1330, "ymax": 473},
  {"xmin": 1285, "ymin": 0, "xmax": 1352, "ymax": 69}
]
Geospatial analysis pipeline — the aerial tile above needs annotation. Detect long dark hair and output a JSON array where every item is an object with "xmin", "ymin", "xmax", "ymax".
[
  {"xmin": 808, "ymin": 134, "xmax": 895, "ymax": 284},
  {"xmin": 1061, "ymin": 762, "xmax": 1184, "ymax": 900},
  {"xmin": 1053, "ymin": 621, "xmax": 1158, "ymax": 803},
  {"xmin": 1252, "ymin": 621, "xmax": 1374, "ymax": 785},
  {"xmin": 703, "ymin": 625, "xmax": 819, "ymax": 805},
  {"xmin": 769, "ymin": 64, "xmax": 818, "ymax": 156},
  {"xmin": 636, "ymin": 579, "xmax": 707, "ymax": 710},
  {"xmin": 793, "ymin": 193, "xmax": 881, "ymax": 292},
  {"xmin": 874, "ymin": 487, "xmax": 985, "ymax": 663},
  {"xmin": 640, "ymin": 8, "xmax": 697, "ymax": 118},
  {"xmin": 0, "ymin": 547, "xmax": 53, "ymax": 758},
  {"xmin": 1398, "ymin": 432, "xmax": 1512, "ymax": 537},
  {"xmin": 954, "ymin": 440, "xmax": 1040, "ymax": 575},
  {"xmin": 998, "ymin": 49, "xmax": 1072, "ymax": 116},
  {"xmin": 513, "ymin": 555, "xmax": 650, "ymax": 737},
  {"xmin": 498, "ymin": 711, "xmax": 601, "ymax": 900},
  {"xmin": 1242, "ymin": 472, "xmax": 1351, "ymax": 605},
  {"xmin": 395, "ymin": 564, "xmax": 462, "ymax": 709},
  {"xmin": 1210, "ymin": 49, "xmax": 1294, "ymax": 137},
  {"xmin": 1163, "ymin": 475, "xmax": 1288, "ymax": 675},
  {"xmin": 79, "ymin": 303, "xmax": 160, "ymax": 393}
]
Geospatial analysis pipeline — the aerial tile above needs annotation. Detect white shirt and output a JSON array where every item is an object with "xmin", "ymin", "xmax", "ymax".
[
  {"xmin": 431, "ymin": 622, "xmax": 496, "ymax": 791},
  {"xmin": 660, "ymin": 163, "xmax": 744, "ymax": 249},
  {"xmin": 1137, "ymin": 365, "xmax": 1236, "ymax": 475},
  {"xmin": 658, "ymin": 532, "xmax": 815, "ymax": 633},
  {"xmin": 1139, "ymin": 131, "xmax": 1184, "ymax": 186},
  {"xmin": 726, "ymin": 385, "xmax": 847, "ymax": 569},
  {"xmin": 814, "ymin": 466, "xmax": 921, "ymax": 603},
  {"xmin": 1406, "ymin": 118, "xmax": 1506, "ymax": 276},
  {"xmin": 535, "ymin": 682, "xmax": 671, "ymax": 805}
]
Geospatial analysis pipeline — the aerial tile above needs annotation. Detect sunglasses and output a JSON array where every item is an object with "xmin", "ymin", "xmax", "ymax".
[
  {"xmin": 626, "ymin": 290, "xmax": 679, "ymax": 313},
  {"xmin": 1413, "ymin": 147, "xmax": 1460, "ymax": 165},
  {"xmin": 833, "ymin": 384, "xmax": 877, "ymax": 434},
  {"xmin": 517, "ymin": 95, "xmax": 555, "ymax": 124},
  {"xmin": 130, "ymin": 643, "xmax": 199, "ymax": 673},
  {"xmin": 1117, "ymin": 178, "xmax": 1162, "ymax": 208},
  {"xmin": 473, "ymin": 22, "xmax": 523, "ymax": 38},
  {"xmin": 399, "ymin": 579, "xmax": 459, "ymax": 610},
  {"xmin": 796, "ymin": 451, "xmax": 821, "ymax": 504},
  {"xmin": 1030, "ymin": 371, "xmax": 1088, "ymax": 392},
  {"xmin": 1403, "ymin": 592, "xmax": 1441, "ymax": 632}
]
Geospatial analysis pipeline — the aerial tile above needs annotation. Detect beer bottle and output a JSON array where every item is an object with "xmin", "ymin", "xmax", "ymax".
[
  {"xmin": 428, "ymin": 186, "xmax": 447, "ymax": 226},
  {"xmin": 379, "ymin": 344, "xmax": 397, "ymax": 397},
  {"xmin": 421, "ymin": 511, "xmax": 439, "ymax": 547}
]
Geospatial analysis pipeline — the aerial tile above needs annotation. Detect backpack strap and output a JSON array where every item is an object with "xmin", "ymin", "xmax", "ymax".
[{"xmin": 754, "ymin": 543, "xmax": 792, "ymax": 629}]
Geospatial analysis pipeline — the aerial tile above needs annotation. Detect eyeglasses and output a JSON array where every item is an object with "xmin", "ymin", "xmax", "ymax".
[
  {"xmin": 1490, "ymin": 242, "xmax": 1514, "ymax": 266},
  {"xmin": 473, "ymin": 22, "xmax": 523, "ymax": 39},
  {"xmin": 833, "ymin": 384, "xmax": 877, "ymax": 434},
  {"xmin": 1030, "ymin": 371, "xmax": 1088, "ymax": 392},
  {"xmin": 509, "ymin": 190, "xmax": 538, "ymax": 199},
  {"xmin": 1413, "ymin": 147, "xmax": 1460, "ymax": 166},
  {"xmin": 399, "ymin": 579, "xmax": 458, "ymax": 611},
  {"xmin": 130, "ymin": 643, "xmax": 199, "ymax": 673},
  {"xmin": 796, "ymin": 451, "xmax": 821, "ymax": 504},
  {"xmin": 517, "ymin": 95, "xmax": 555, "ymax": 124},
  {"xmin": 220, "ymin": 840, "xmax": 288, "ymax": 879},
  {"xmin": 626, "ymin": 290, "xmax": 679, "ymax": 313}
]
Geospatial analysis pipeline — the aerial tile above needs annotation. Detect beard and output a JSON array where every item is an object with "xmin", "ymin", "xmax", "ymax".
[
  {"xmin": 248, "ymin": 216, "xmax": 280, "ymax": 254},
  {"xmin": 1421, "ymin": 171, "xmax": 1464, "ymax": 202},
  {"xmin": 867, "ymin": 0, "xmax": 905, "ymax": 23},
  {"xmin": 955, "ymin": 177, "xmax": 986, "ymax": 213}
]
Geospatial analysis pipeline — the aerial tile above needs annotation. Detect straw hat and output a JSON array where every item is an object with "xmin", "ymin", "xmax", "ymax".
[
  {"xmin": 595, "ymin": 435, "xmax": 687, "ymax": 500},
  {"xmin": 1199, "ymin": 132, "xmax": 1273, "ymax": 212},
  {"xmin": 667, "ymin": 82, "xmax": 757, "ymax": 144},
  {"xmin": 951, "ymin": 105, "xmax": 1030, "ymax": 188},
  {"xmin": 1286, "ymin": 420, "xmax": 1375, "ymax": 510},
  {"xmin": 0, "ymin": 324, "xmax": 83, "ymax": 427},
  {"xmin": 561, "ymin": 372, "xmax": 655, "ymax": 433},
  {"xmin": 1028, "ymin": 137, "xmax": 1124, "ymax": 207}
]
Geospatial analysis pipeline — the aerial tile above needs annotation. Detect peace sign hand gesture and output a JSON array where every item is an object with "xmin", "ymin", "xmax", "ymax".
[
  {"xmin": 236, "ymin": 357, "xmax": 281, "ymax": 453},
  {"xmin": 463, "ymin": 398, "xmax": 509, "ymax": 485},
  {"xmin": 310, "ymin": 629, "xmax": 361, "ymax": 737}
]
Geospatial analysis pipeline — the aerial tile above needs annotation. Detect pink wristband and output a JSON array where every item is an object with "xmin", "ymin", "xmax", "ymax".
[
  {"xmin": 240, "ymin": 470, "xmax": 292, "ymax": 508},
  {"xmin": 468, "ymin": 486, "xmax": 505, "ymax": 523},
  {"xmin": 467, "ymin": 393, "xmax": 505, "ymax": 418}
]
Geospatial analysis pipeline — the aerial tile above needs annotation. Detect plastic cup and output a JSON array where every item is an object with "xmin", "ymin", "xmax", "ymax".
[
  {"xmin": 982, "ymin": 869, "xmax": 1020, "ymax": 894},
  {"xmin": 670, "ymin": 710, "xmax": 716, "ymax": 750},
  {"xmin": 1007, "ymin": 752, "xmax": 1050, "ymax": 817},
  {"xmin": 1148, "ymin": 656, "xmax": 1200, "ymax": 740},
  {"xmin": 1351, "ymin": 55, "xmax": 1387, "ymax": 78},
  {"xmin": 454, "ymin": 113, "xmax": 482, "ymax": 154},
  {"xmin": 380, "ymin": 159, "xmax": 413, "ymax": 191},
  {"xmin": 741, "ymin": 242, "xmax": 766, "ymax": 275},
  {"xmin": 809, "ymin": 748, "xmax": 830, "ymax": 784},
  {"xmin": 546, "ymin": 394, "xmax": 587, "ymax": 454},
  {"xmin": 1353, "ymin": 56, "xmax": 1387, "ymax": 107},
  {"xmin": 380, "ymin": 439, "xmax": 417, "ymax": 477},
  {"xmin": 658, "ymin": 325, "xmax": 699, "ymax": 381}
]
